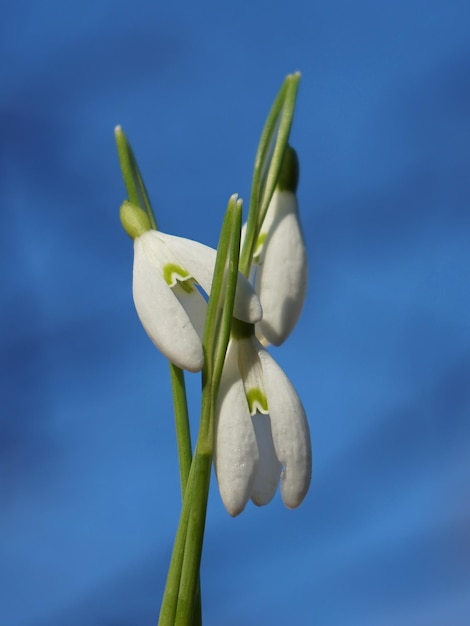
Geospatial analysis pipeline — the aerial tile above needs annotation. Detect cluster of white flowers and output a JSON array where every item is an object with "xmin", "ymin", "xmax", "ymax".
[{"xmin": 123, "ymin": 147, "xmax": 311, "ymax": 516}]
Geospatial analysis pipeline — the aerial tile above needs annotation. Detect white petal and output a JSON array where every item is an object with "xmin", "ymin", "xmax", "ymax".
[
  {"xmin": 171, "ymin": 283, "xmax": 207, "ymax": 342},
  {"xmin": 214, "ymin": 340, "xmax": 258, "ymax": 516},
  {"xmin": 236, "ymin": 337, "xmax": 280, "ymax": 505},
  {"xmin": 237, "ymin": 337, "xmax": 268, "ymax": 415},
  {"xmin": 255, "ymin": 190, "xmax": 307, "ymax": 346},
  {"xmin": 233, "ymin": 274, "xmax": 263, "ymax": 323},
  {"xmin": 250, "ymin": 413, "xmax": 282, "ymax": 506},
  {"xmin": 257, "ymin": 342, "xmax": 312, "ymax": 508},
  {"xmin": 159, "ymin": 232, "xmax": 262, "ymax": 323},
  {"xmin": 133, "ymin": 233, "xmax": 204, "ymax": 372}
]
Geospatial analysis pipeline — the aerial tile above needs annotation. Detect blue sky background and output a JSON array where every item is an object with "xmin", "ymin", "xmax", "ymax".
[{"xmin": 2, "ymin": 1, "xmax": 470, "ymax": 624}]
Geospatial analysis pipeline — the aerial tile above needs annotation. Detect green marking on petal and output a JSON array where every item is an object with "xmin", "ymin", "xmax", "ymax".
[
  {"xmin": 253, "ymin": 232, "xmax": 267, "ymax": 264},
  {"xmin": 163, "ymin": 263, "xmax": 194, "ymax": 292},
  {"xmin": 246, "ymin": 387, "xmax": 269, "ymax": 415}
]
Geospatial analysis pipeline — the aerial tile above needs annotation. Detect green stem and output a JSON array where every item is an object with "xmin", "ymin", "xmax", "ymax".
[
  {"xmin": 168, "ymin": 364, "xmax": 203, "ymax": 626},
  {"xmin": 169, "ymin": 364, "xmax": 193, "ymax": 495},
  {"xmin": 174, "ymin": 447, "xmax": 212, "ymax": 624},
  {"xmin": 158, "ymin": 459, "xmax": 198, "ymax": 626}
]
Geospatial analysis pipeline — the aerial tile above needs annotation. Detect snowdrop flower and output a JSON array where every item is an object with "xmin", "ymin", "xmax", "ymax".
[
  {"xmin": 121, "ymin": 202, "xmax": 262, "ymax": 372},
  {"xmin": 214, "ymin": 325, "xmax": 311, "ymax": 516},
  {"xmin": 249, "ymin": 146, "xmax": 308, "ymax": 346}
]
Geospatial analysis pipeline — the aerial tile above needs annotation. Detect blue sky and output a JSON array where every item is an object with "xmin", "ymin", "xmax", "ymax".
[{"xmin": 1, "ymin": 1, "xmax": 470, "ymax": 624}]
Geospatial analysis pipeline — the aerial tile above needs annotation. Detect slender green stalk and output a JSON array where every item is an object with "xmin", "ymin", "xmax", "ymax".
[
  {"xmin": 158, "ymin": 458, "xmax": 197, "ymax": 626},
  {"xmin": 173, "ymin": 448, "xmax": 212, "ymax": 625},
  {"xmin": 168, "ymin": 365, "xmax": 202, "ymax": 626},
  {"xmin": 169, "ymin": 364, "xmax": 193, "ymax": 495}
]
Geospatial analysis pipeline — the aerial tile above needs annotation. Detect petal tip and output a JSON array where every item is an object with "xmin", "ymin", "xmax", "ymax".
[
  {"xmin": 225, "ymin": 500, "xmax": 247, "ymax": 517},
  {"xmin": 280, "ymin": 463, "xmax": 312, "ymax": 509}
]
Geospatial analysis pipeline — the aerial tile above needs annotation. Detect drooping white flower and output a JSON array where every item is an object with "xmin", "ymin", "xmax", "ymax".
[
  {"xmin": 133, "ymin": 230, "xmax": 263, "ymax": 372},
  {"xmin": 243, "ymin": 146, "xmax": 308, "ymax": 346},
  {"xmin": 121, "ymin": 200, "xmax": 262, "ymax": 372},
  {"xmin": 214, "ymin": 332, "xmax": 311, "ymax": 516},
  {"xmin": 252, "ymin": 188, "xmax": 307, "ymax": 346}
]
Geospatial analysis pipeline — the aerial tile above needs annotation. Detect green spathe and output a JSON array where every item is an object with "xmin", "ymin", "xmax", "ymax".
[{"xmin": 277, "ymin": 145, "xmax": 299, "ymax": 193}]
